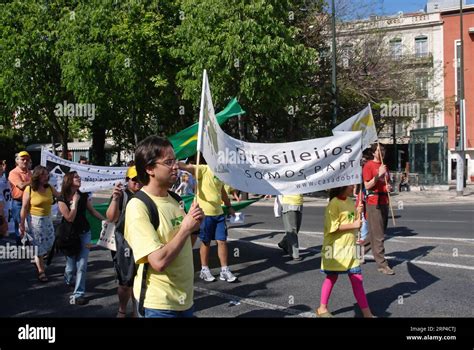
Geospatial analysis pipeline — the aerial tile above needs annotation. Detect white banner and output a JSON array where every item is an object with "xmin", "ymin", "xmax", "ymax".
[
  {"xmin": 40, "ymin": 150, "xmax": 127, "ymax": 193},
  {"xmin": 197, "ymin": 71, "xmax": 363, "ymax": 195}
]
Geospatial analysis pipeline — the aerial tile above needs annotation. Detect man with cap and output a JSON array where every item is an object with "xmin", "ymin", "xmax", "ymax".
[
  {"xmin": 8, "ymin": 151, "xmax": 32, "ymax": 245},
  {"xmin": 106, "ymin": 165, "xmax": 142, "ymax": 317}
]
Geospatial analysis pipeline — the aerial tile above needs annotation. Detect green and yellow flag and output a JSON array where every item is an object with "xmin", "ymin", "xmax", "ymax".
[{"xmin": 169, "ymin": 98, "xmax": 245, "ymax": 159}]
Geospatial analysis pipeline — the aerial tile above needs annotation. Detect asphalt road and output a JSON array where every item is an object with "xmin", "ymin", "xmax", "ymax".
[{"xmin": 1, "ymin": 201, "xmax": 473, "ymax": 318}]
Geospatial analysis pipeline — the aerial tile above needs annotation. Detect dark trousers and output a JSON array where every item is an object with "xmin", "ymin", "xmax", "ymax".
[
  {"xmin": 366, "ymin": 204, "xmax": 389, "ymax": 268},
  {"xmin": 279, "ymin": 210, "xmax": 302, "ymax": 259}
]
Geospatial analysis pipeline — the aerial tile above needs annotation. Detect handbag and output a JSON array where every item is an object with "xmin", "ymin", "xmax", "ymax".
[
  {"xmin": 55, "ymin": 219, "xmax": 81, "ymax": 257},
  {"xmin": 97, "ymin": 192, "xmax": 128, "ymax": 251},
  {"xmin": 97, "ymin": 220, "xmax": 117, "ymax": 251}
]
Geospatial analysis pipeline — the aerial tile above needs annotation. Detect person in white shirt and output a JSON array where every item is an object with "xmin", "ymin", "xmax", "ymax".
[{"xmin": 0, "ymin": 160, "xmax": 10, "ymax": 237}]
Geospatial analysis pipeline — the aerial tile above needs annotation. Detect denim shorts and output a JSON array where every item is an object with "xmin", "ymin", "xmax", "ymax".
[
  {"xmin": 199, "ymin": 215, "xmax": 228, "ymax": 243},
  {"xmin": 144, "ymin": 305, "xmax": 194, "ymax": 318}
]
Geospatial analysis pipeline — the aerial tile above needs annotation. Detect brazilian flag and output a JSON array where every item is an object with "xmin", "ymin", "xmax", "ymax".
[{"xmin": 169, "ymin": 98, "xmax": 245, "ymax": 160}]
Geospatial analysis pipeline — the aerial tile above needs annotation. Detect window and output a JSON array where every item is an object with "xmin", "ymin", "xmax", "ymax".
[
  {"xmin": 390, "ymin": 38, "xmax": 402, "ymax": 59},
  {"xmin": 416, "ymin": 76, "xmax": 429, "ymax": 98},
  {"xmin": 415, "ymin": 36, "xmax": 428, "ymax": 57},
  {"xmin": 341, "ymin": 45, "xmax": 352, "ymax": 68},
  {"xmin": 416, "ymin": 113, "xmax": 427, "ymax": 129}
]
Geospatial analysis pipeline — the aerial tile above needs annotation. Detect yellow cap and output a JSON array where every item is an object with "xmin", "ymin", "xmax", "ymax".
[
  {"xmin": 126, "ymin": 166, "xmax": 137, "ymax": 179},
  {"xmin": 18, "ymin": 151, "xmax": 30, "ymax": 158}
]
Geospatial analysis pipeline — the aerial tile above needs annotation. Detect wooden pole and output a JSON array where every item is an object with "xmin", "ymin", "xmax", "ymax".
[
  {"xmin": 194, "ymin": 151, "xmax": 201, "ymax": 202},
  {"xmin": 357, "ymin": 183, "xmax": 365, "ymax": 264},
  {"xmin": 377, "ymin": 143, "xmax": 396, "ymax": 226}
]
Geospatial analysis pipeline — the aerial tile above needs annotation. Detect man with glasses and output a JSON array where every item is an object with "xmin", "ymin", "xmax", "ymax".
[
  {"xmin": 8, "ymin": 151, "xmax": 32, "ymax": 245},
  {"xmin": 125, "ymin": 136, "xmax": 203, "ymax": 318}
]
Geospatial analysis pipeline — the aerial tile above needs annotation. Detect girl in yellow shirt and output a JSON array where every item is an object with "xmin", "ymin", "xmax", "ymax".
[{"xmin": 316, "ymin": 185, "xmax": 374, "ymax": 318}]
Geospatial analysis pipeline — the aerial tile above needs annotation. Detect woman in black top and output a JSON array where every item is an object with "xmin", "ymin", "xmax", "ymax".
[{"xmin": 58, "ymin": 171, "xmax": 105, "ymax": 305}]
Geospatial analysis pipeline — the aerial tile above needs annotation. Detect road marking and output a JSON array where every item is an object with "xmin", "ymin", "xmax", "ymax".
[
  {"xmin": 194, "ymin": 286, "xmax": 316, "ymax": 318},
  {"xmin": 377, "ymin": 255, "xmax": 474, "ymax": 271},
  {"xmin": 231, "ymin": 227, "xmax": 474, "ymax": 243},
  {"xmin": 232, "ymin": 227, "xmax": 324, "ymax": 235},
  {"xmin": 397, "ymin": 219, "xmax": 471, "ymax": 223},
  {"xmin": 227, "ymin": 237, "xmax": 474, "ymax": 271}
]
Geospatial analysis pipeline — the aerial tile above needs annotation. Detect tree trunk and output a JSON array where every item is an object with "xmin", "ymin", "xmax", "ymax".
[{"xmin": 91, "ymin": 127, "xmax": 106, "ymax": 165}]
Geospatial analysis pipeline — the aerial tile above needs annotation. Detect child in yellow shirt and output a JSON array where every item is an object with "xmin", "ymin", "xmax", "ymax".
[{"xmin": 316, "ymin": 185, "xmax": 374, "ymax": 318}]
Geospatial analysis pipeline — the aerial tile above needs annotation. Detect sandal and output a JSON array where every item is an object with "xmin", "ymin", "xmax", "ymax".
[
  {"xmin": 116, "ymin": 310, "xmax": 126, "ymax": 318},
  {"xmin": 315, "ymin": 309, "xmax": 334, "ymax": 318},
  {"xmin": 38, "ymin": 272, "xmax": 49, "ymax": 283}
]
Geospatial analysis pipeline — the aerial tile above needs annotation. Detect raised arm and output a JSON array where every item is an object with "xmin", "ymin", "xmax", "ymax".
[
  {"xmin": 58, "ymin": 193, "xmax": 80, "ymax": 223},
  {"xmin": 106, "ymin": 183, "xmax": 123, "ymax": 223},
  {"xmin": 177, "ymin": 162, "xmax": 196, "ymax": 176}
]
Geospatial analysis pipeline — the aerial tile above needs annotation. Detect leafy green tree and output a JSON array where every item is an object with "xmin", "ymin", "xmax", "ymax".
[
  {"xmin": 0, "ymin": 0, "xmax": 77, "ymax": 157},
  {"xmin": 56, "ymin": 0, "xmax": 182, "ymax": 164},
  {"xmin": 173, "ymin": 0, "xmax": 320, "ymax": 142}
]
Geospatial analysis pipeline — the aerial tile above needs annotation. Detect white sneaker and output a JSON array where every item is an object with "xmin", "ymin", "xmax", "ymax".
[
  {"xmin": 199, "ymin": 269, "xmax": 216, "ymax": 282},
  {"xmin": 219, "ymin": 270, "xmax": 237, "ymax": 283}
]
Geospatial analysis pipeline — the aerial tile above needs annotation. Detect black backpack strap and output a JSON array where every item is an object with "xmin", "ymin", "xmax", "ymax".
[
  {"xmin": 133, "ymin": 190, "xmax": 160, "ymax": 317},
  {"xmin": 168, "ymin": 190, "xmax": 184, "ymax": 210}
]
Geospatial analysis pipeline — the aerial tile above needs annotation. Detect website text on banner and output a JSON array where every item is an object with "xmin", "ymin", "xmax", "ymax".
[
  {"xmin": 40, "ymin": 150, "xmax": 127, "ymax": 193},
  {"xmin": 196, "ymin": 70, "xmax": 363, "ymax": 195}
]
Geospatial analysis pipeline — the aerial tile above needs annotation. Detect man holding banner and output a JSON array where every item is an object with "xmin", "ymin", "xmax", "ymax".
[
  {"xmin": 362, "ymin": 144, "xmax": 395, "ymax": 275},
  {"xmin": 179, "ymin": 160, "xmax": 238, "ymax": 283}
]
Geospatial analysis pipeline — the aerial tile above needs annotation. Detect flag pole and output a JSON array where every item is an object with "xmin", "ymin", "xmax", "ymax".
[
  {"xmin": 194, "ymin": 152, "xmax": 201, "ymax": 201},
  {"xmin": 194, "ymin": 70, "xmax": 208, "ymax": 202},
  {"xmin": 377, "ymin": 143, "xmax": 396, "ymax": 226}
]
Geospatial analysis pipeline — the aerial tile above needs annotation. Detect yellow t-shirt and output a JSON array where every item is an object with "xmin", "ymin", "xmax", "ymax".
[
  {"xmin": 281, "ymin": 195, "xmax": 303, "ymax": 206},
  {"xmin": 224, "ymin": 184, "xmax": 234, "ymax": 195},
  {"xmin": 196, "ymin": 165, "xmax": 224, "ymax": 216},
  {"xmin": 124, "ymin": 190, "xmax": 193, "ymax": 311},
  {"xmin": 321, "ymin": 197, "xmax": 359, "ymax": 272},
  {"xmin": 25, "ymin": 186, "xmax": 53, "ymax": 217}
]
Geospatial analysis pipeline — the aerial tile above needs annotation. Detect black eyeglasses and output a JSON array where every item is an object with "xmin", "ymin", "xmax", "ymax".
[{"xmin": 151, "ymin": 159, "xmax": 178, "ymax": 168}]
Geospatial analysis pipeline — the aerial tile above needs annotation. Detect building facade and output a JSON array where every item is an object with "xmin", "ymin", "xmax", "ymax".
[
  {"xmin": 441, "ymin": 5, "xmax": 474, "ymax": 183},
  {"xmin": 335, "ymin": 1, "xmax": 474, "ymax": 185}
]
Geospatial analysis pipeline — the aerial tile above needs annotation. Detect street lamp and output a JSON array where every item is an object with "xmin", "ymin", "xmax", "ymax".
[
  {"xmin": 456, "ymin": 0, "xmax": 466, "ymax": 196},
  {"xmin": 331, "ymin": 0, "xmax": 337, "ymax": 128}
]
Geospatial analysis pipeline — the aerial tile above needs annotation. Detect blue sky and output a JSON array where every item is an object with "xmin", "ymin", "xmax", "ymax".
[{"xmin": 380, "ymin": 0, "xmax": 474, "ymax": 15}]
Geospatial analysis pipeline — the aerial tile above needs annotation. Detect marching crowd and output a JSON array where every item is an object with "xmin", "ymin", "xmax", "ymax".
[{"xmin": 0, "ymin": 138, "xmax": 394, "ymax": 318}]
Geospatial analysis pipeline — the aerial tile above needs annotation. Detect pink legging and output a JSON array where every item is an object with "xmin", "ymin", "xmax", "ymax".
[{"xmin": 320, "ymin": 273, "xmax": 369, "ymax": 309}]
